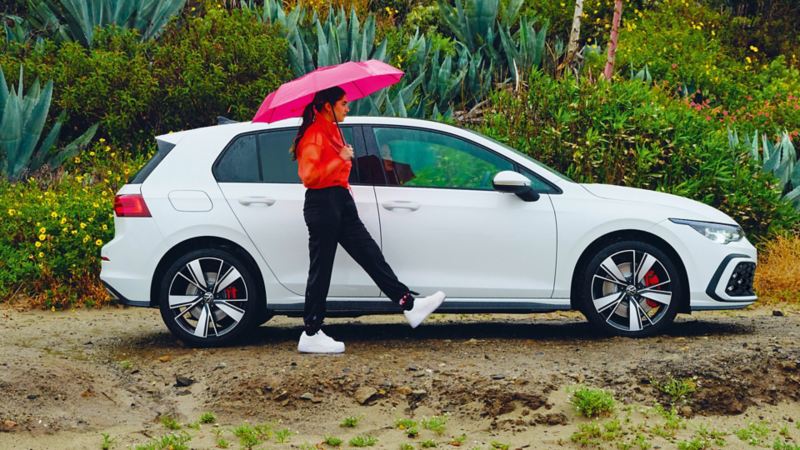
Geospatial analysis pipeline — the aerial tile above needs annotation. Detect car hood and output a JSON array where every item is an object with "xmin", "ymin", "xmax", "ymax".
[{"xmin": 580, "ymin": 184, "xmax": 737, "ymax": 224}]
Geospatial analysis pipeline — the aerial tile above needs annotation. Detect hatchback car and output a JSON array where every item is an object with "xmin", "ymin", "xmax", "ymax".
[{"xmin": 100, "ymin": 116, "xmax": 757, "ymax": 346}]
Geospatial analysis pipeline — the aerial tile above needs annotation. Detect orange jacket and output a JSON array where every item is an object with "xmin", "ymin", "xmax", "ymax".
[{"xmin": 296, "ymin": 115, "xmax": 352, "ymax": 189}]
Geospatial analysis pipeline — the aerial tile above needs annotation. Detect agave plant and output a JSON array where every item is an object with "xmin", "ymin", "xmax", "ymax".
[
  {"xmin": 2, "ymin": 14, "xmax": 34, "ymax": 44},
  {"xmin": 26, "ymin": 0, "xmax": 186, "ymax": 47},
  {"xmin": 499, "ymin": 17, "xmax": 548, "ymax": 83},
  {"xmin": 0, "ymin": 67, "xmax": 98, "ymax": 182},
  {"xmin": 728, "ymin": 128, "xmax": 800, "ymax": 209}
]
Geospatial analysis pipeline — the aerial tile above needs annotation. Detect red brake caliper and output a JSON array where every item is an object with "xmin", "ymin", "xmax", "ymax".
[{"xmin": 643, "ymin": 270, "xmax": 659, "ymax": 308}]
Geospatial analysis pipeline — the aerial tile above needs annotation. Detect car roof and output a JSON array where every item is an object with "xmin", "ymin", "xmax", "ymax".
[{"xmin": 155, "ymin": 116, "xmax": 458, "ymax": 146}]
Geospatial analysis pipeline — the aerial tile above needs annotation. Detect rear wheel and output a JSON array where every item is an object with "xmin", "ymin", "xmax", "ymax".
[
  {"xmin": 159, "ymin": 248, "xmax": 260, "ymax": 347},
  {"xmin": 578, "ymin": 240, "xmax": 683, "ymax": 337}
]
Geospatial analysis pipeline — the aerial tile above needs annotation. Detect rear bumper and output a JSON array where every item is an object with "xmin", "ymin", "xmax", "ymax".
[{"xmin": 101, "ymin": 280, "xmax": 151, "ymax": 308}]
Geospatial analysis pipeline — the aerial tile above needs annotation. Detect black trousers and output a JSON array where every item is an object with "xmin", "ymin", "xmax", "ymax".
[{"xmin": 303, "ymin": 186, "xmax": 410, "ymax": 334}]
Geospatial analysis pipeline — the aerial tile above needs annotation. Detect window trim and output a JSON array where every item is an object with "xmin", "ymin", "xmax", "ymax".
[{"xmin": 363, "ymin": 125, "xmax": 562, "ymax": 194}]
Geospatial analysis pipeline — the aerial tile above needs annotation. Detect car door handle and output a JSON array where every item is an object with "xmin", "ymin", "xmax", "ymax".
[
  {"xmin": 381, "ymin": 201, "xmax": 420, "ymax": 211},
  {"xmin": 238, "ymin": 196, "xmax": 276, "ymax": 206}
]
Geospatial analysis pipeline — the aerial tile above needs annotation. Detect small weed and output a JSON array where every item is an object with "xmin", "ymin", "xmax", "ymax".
[
  {"xmin": 133, "ymin": 431, "xmax": 191, "ymax": 450},
  {"xmin": 275, "ymin": 428, "xmax": 292, "ymax": 443},
  {"xmin": 421, "ymin": 439, "xmax": 437, "ymax": 448},
  {"xmin": 340, "ymin": 416, "xmax": 360, "ymax": 428},
  {"xmin": 406, "ymin": 426, "xmax": 419, "ymax": 438},
  {"xmin": 780, "ymin": 426, "xmax": 790, "ymax": 437},
  {"xmin": 736, "ymin": 421, "xmax": 770, "ymax": 446},
  {"xmin": 422, "ymin": 416, "xmax": 447, "ymax": 435},
  {"xmin": 199, "ymin": 412, "xmax": 216, "ymax": 424},
  {"xmin": 773, "ymin": 438, "xmax": 800, "ymax": 450},
  {"xmin": 118, "ymin": 360, "xmax": 133, "ymax": 371},
  {"xmin": 449, "ymin": 434, "xmax": 467, "ymax": 446},
  {"xmin": 186, "ymin": 421, "xmax": 200, "ymax": 430},
  {"xmin": 490, "ymin": 441, "xmax": 510, "ymax": 450},
  {"xmin": 233, "ymin": 424, "xmax": 268, "ymax": 449},
  {"xmin": 650, "ymin": 404, "xmax": 685, "ymax": 438},
  {"xmin": 630, "ymin": 433, "xmax": 651, "ymax": 450},
  {"xmin": 160, "ymin": 416, "xmax": 181, "ymax": 430},
  {"xmin": 324, "ymin": 436, "xmax": 343, "ymax": 446},
  {"xmin": 570, "ymin": 419, "xmax": 624, "ymax": 446},
  {"xmin": 399, "ymin": 444, "xmax": 414, "ymax": 450},
  {"xmin": 571, "ymin": 386, "xmax": 616, "ymax": 418},
  {"xmin": 349, "ymin": 435, "xmax": 378, "ymax": 447},
  {"xmin": 101, "ymin": 433, "xmax": 115, "ymax": 450},
  {"xmin": 655, "ymin": 376, "xmax": 697, "ymax": 405},
  {"xmin": 216, "ymin": 438, "xmax": 229, "ymax": 449},
  {"xmin": 395, "ymin": 418, "xmax": 418, "ymax": 430},
  {"xmin": 696, "ymin": 425, "xmax": 727, "ymax": 447}
]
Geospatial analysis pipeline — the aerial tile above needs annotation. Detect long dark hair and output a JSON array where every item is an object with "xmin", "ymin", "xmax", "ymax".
[{"xmin": 290, "ymin": 86, "xmax": 346, "ymax": 160}]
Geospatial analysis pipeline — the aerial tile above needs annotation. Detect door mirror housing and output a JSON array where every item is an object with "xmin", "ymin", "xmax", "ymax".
[{"xmin": 492, "ymin": 171, "xmax": 540, "ymax": 202}]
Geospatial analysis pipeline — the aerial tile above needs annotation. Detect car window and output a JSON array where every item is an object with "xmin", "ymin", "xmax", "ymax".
[
  {"xmin": 215, "ymin": 134, "xmax": 259, "ymax": 183},
  {"xmin": 371, "ymin": 127, "xmax": 515, "ymax": 190},
  {"xmin": 255, "ymin": 127, "xmax": 360, "ymax": 184},
  {"xmin": 518, "ymin": 166, "xmax": 560, "ymax": 194}
]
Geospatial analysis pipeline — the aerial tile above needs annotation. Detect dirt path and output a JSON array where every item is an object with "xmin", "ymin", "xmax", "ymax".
[{"xmin": 1, "ymin": 306, "xmax": 799, "ymax": 449}]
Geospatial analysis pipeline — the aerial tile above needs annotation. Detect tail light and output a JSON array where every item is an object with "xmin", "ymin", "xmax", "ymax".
[{"xmin": 114, "ymin": 194, "xmax": 151, "ymax": 217}]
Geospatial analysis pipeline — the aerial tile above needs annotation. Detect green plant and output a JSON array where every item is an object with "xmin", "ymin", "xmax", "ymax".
[
  {"xmin": 570, "ymin": 386, "xmax": 616, "ymax": 418},
  {"xmin": 736, "ymin": 421, "xmax": 770, "ymax": 446},
  {"xmin": 216, "ymin": 437, "xmax": 229, "ymax": 449},
  {"xmin": 0, "ymin": 66, "xmax": 97, "ymax": 182},
  {"xmin": 421, "ymin": 439, "xmax": 437, "ymax": 448},
  {"xmin": 324, "ymin": 436, "xmax": 343, "ymax": 446},
  {"xmin": 654, "ymin": 376, "xmax": 697, "ymax": 405},
  {"xmin": 199, "ymin": 412, "xmax": 216, "ymax": 424},
  {"xmin": 349, "ymin": 435, "xmax": 378, "ymax": 447},
  {"xmin": 422, "ymin": 416, "xmax": 447, "ymax": 435},
  {"xmin": 677, "ymin": 427, "xmax": 727, "ymax": 450},
  {"xmin": 490, "ymin": 441, "xmax": 510, "ymax": 450},
  {"xmin": 118, "ymin": 360, "xmax": 132, "ymax": 370},
  {"xmin": 275, "ymin": 428, "xmax": 292, "ymax": 443},
  {"xmin": 774, "ymin": 438, "xmax": 800, "ymax": 450},
  {"xmin": 340, "ymin": 416, "xmax": 360, "ymax": 427},
  {"xmin": 160, "ymin": 415, "xmax": 181, "ymax": 430},
  {"xmin": 101, "ymin": 432, "xmax": 115, "ymax": 450},
  {"xmin": 728, "ymin": 129, "xmax": 800, "ymax": 210},
  {"xmin": 570, "ymin": 419, "xmax": 624, "ymax": 446},
  {"xmin": 399, "ymin": 444, "xmax": 414, "ymax": 450},
  {"xmin": 2, "ymin": 14, "xmax": 34, "ymax": 45},
  {"xmin": 26, "ymin": 0, "xmax": 186, "ymax": 47},
  {"xmin": 395, "ymin": 418, "xmax": 417, "ymax": 430},
  {"xmin": 133, "ymin": 432, "xmax": 191, "ymax": 450},
  {"xmin": 232, "ymin": 423, "xmax": 270, "ymax": 449}
]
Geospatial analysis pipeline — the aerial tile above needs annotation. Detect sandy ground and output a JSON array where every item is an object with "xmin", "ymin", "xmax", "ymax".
[{"xmin": 0, "ymin": 305, "xmax": 799, "ymax": 449}]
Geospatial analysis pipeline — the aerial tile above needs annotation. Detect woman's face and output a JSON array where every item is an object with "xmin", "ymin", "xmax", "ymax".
[{"xmin": 330, "ymin": 95, "xmax": 349, "ymax": 122}]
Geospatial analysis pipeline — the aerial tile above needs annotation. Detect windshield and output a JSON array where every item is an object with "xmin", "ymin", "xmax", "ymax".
[{"xmin": 478, "ymin": 132, "xmax": 575, "ymax": 183}]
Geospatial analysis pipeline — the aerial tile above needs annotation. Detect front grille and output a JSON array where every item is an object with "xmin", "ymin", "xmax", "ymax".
[{"xmin": 725, "ymin": 262, "xmax": 755, "ymax": 297}]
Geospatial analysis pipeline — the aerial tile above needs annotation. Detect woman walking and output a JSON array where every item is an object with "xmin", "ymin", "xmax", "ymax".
[{"xmin": 291, "ymin": 86, "xmax": 445, "ymax": 354}]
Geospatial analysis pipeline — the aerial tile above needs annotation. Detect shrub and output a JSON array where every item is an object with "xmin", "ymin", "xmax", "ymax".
[
  {"xmin": 570, "ymin": 386, "xmax": 615, "ymax": 418},
  {"xmin": 480, "ymin": 70, "xmax": 800, "ymax": 239},
  {"xmin": 754, "ymin": 233, "xmax": 800, "ymax": 303},
  {"xmin": 151, "ymin": 7, "xmax": 292, "ymax": 134},
  {"xmin": 0, "ymin": 142, "xmax": 149, "ymax": 308}
]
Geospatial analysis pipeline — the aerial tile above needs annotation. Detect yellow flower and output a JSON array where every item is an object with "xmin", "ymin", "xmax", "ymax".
[
  {"xmin": 38, "ymin": 234, "xmax": 46, "ymax": 241},
  {"xmin": 7, "ymin": 208, "xmax": 15, "ymax": 216},
  {"xmin": 50, "ymin": 211, "xmax": 58, "ymax": 218},
  {"xmin": 76, "ymin": 175, "xmax": 83, "ymax": 183},
  {"xmin": 750, "ymin": 45, "xmax": 759, "ymax": 52},
  {"xmin": 74, "ymin": 157, "xmax": 80, "ymax": 163},
  {"xmin": 745, "ymin": 56, "xmax": 752, "ymax": 64},
  {"xmin": 60, "ymin": 217, "xmax": 67, "ymax": 225},
  {"xmin": 95, "ymin": 239, "xmax": 103, "ymax": 246},
  {"xmin": 105, "ymin": 146, "xmax": 111, "ymax": 152},
  {"xmin": 99, "ymin": 138, "xmax": 105, "ymax": 143},
  {"xmin": 71, "ymin": 230, "xmax": 78, "ymax": 235},
  {"xmin": 89, "ymin": 151, "xmax": 95, "ymax": 156},
  {"xmin": 83, "ymin": 236, "xmax": 90, "ymax": 243},
  {"xmin": 35, "ymin": 241, "xmax": 42, "ymax": 248},
  {"xmin": 80, "ymin": 222, "xmax": 87, "ymax": 229},
  {"xmin": 39, "ymin": 227, "xmax": 46, "ymax": 234},
  {"xmin": 102, "ymin": 224, "xmax": 108, "ymax": 230},
  {"xmin": 38, "ymin": 252, "xmax": 44, "ymax": 258}
]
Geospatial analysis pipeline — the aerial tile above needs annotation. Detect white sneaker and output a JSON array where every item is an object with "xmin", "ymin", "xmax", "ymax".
[
  {"xmin": 404, "ymin": 291, "xmax": 446, "ymax": 328},
  {"xmin": 297, "ymin": 329, "xmax": 345, "ymax": 353}
]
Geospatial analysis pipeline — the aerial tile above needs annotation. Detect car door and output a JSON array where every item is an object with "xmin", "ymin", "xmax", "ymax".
[
  {"xmin": 217, "ymin": 126, "xmax": 382, "ymax": 298},
  {"xmin": 367, "ymin": 125, "xmax": 558, "ymax": 299}
]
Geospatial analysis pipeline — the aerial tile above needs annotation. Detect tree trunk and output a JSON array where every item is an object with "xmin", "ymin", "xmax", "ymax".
[
  {"xmin": 603, "ymin": 0, "xmax": 624, "ymax": 81},
  {"xmin": 559, "ymin": 0, "xmax": 584, "ymax": 78}
]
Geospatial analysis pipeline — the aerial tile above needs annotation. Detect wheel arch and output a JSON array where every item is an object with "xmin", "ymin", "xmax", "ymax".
[
  {"xmin": 149, "ymin": 236, "xmax": 267, "ymax": 311},
  {"xmin": 569, "ymin": 230, "xmax": 690, "ymax": 314}
]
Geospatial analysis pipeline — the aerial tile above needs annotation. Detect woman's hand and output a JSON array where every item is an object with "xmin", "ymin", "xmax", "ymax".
[{"xmin": 339, "ymin": 144, "xmax": 354, "ymax": 161}]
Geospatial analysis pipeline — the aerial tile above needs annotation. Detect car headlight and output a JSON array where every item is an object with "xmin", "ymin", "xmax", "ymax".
[{"xmin": 670, "ymin": 218, "xmax": 743, "ymax": 244}]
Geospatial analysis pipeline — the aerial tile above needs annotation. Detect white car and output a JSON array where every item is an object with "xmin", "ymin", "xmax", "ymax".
[{"xmin": 100, "ymin": 117, "xmax": 757, "ymax": 346}]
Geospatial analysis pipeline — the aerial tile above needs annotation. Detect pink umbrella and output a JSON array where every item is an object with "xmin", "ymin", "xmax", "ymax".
[{"xmin": 252, "ymin": 59, "xmax": 404, "ymax": 123}]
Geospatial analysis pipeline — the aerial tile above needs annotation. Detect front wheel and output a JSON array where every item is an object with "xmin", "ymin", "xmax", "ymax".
[
  {"xmin": 159, "ymin": 248, "xmax": 261, "ymax": 347},
  {"xmin": 577, "ymin": 240, "xmax": 684, "ymax": 337}
]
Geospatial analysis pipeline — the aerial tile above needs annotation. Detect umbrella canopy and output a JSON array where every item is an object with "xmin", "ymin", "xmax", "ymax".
[{"xmin": 252, "ymin": 59, "xmax": 404, "ymax": 123}]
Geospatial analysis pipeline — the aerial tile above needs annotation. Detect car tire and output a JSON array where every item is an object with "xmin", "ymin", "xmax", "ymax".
[
  {"xmin": 578, "ymin": 240, "xmax": 683, "ymax": 337},
  {"xmin": 159, "ymin": 248, "xmax": 261, "ymax": 347}
]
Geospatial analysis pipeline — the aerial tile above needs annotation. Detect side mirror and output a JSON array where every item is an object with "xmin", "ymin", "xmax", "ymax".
[{"xmin": 492, "ymin": 171, "xmax": 540, "ymax": 202}]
